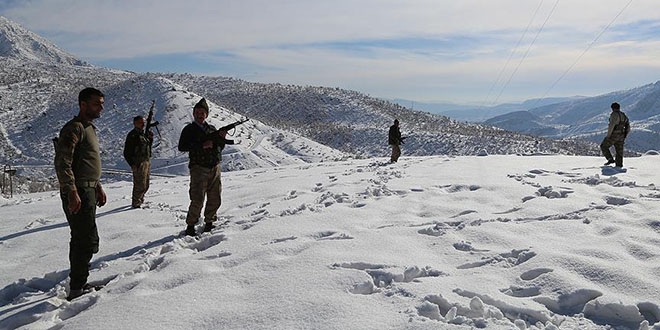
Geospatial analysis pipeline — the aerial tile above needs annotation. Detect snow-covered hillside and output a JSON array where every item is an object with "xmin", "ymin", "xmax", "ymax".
[
  {"xmin": 0, "ymin": 16, "xmax": 603, "ymax": 194},
  {"xmin": 1, "ymin": 154, "xmax": 659, "ymax": 329},
  {"xmin": 166, "ymin": 74, "xmax": 599, "ymax": 158},
  {"xmin": 0, "ymin": 62, "xmax": 349, "ymax": 193},
  {"xmin": 484, "ymin": 82, "xmax": 660, "ymax": 153},
  {"xmin": 0, "ymin": 16, "xmax": 84, "ymax": 65}
]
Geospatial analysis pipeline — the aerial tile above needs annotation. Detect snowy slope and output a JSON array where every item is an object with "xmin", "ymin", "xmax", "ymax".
[
  {"xmin": 1, "ymin": 154, "xmax": 659, "ymax": 329},
  {"xmin": 0, "ymin": 16, "xmax": 84, "ymax": 65},
  {"xmin": 0, "ymin": 60, "xmax": 348, "ymax": 193},
  {"xmin": 167, "ymin": 74, "xmax": 600, "ymax": 159}
]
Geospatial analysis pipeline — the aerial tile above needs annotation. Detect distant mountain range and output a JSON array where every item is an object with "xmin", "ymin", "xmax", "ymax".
[
  {"xmin": 482, "ymin": 83, "xmax": 660, "ymax": 152},
  {"xmin": 0, "ymin": 16, "xmax": 620, "ymax": 192},
  {"xmin": 392, "ymin": 80, "xmax": 660, "ymax": 154},
  {"xmin": 393, "ymin": 97, "xmax": 586, "ymax": 122}
]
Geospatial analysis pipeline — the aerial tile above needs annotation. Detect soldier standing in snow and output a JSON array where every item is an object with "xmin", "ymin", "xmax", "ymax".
[
  {"xmin": 178, "ymin": 98, "xmax": 234, "ymax": 236},
  {"xmin": 600, "ymin": 102, "xmax": 630, "ymax": 167},
  {"xmin": 389, "ymin": 119, "xmax": 405, "ymax": 163},
  {"xmin": 123, "ymin": 115, "xmax": 153, "ymax": 208},
  {"xmin": 54, "ymin": 87, "xmax": 107, "ymax": 301}
]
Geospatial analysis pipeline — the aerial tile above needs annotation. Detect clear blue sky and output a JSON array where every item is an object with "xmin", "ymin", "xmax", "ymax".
[{"xmin": 2, "ymin": 0, "xmax": 660, "ymax": 105}]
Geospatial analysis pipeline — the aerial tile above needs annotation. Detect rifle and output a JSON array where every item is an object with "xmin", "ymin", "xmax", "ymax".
[
  {"xmin": 400, "ymin": 134, "xmax": 412, "ymax": 144},
  {"xmin": 145, "ymin": 100, "xmax": 161, "ymax": 142},
  {"xmin": 206, "ymin": 117, "xmax": 249, "ymax": 145},
  {"xmin": 219, "ymin": 118, "xmax": 249, "ymax": 132}
]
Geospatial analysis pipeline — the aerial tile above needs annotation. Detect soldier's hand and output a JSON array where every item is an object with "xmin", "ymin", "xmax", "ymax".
[
  {"xmin": 96, "ymin": 186, "xmax": 107, "ymax": 207},
  {"xmin": 68, "ymin": 190, "xmax": 82, "ymax": 214}
]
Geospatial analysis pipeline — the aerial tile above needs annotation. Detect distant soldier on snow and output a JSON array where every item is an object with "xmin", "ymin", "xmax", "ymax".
[
  {"xmin": 600, "ymin": 102, "xmax": 630, "ymax": 167},
  {"xmin": 123, "ymin": 115, "xmax": 153, "ymax": 208},
  {"xmin": 178, "ymin": 98, "xmax": 234, "ymax": 236},
  {"xmin": 388, "ymin": 119, "xmax": 405, "ymax": 163},
  {"xmin": 54, "ymin": 87, "xmax": 107, "ymax": 301}
]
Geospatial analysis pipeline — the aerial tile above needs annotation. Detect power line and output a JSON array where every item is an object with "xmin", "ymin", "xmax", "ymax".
[
  {"xmin": 536, "ymin": 0, "xmax": 634, "ymax": 101},
  {"xmin": 494, "ymin": 0, "xmax": 561, "ymax": 105},
  {"xmin": 484, "ymin": 0, "xmax": 545, "ymax": 106}
]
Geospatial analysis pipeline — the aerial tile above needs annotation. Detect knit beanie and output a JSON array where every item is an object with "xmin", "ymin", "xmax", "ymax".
[{"xmin": 194, "ymin": 98, "xmax": 209, "ymax": 113}]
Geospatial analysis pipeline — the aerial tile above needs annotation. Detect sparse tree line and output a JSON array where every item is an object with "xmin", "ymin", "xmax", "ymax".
[{"xmin": 166, "ymin": 73, "xmax": 599, "ymax": 158}]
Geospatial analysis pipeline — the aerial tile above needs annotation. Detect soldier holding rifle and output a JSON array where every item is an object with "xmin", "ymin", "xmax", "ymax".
[{"xmin": 177, "ymin": 98, "xmax": 246, "ymax": 236}]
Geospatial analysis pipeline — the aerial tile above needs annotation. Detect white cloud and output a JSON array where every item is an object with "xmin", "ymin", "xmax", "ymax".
[{"xmin": 4, "ymin": 0, "xmax": 660, "ymax": 102}]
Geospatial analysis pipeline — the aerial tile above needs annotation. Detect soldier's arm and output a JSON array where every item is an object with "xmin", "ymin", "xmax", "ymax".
[
  {"xmin": 96, "ymin": 183, "xmax": 106, "ymax": 207},
  {"xmin": 178, "ymin": 125, "xmax": 199, "ymax": 152},
  {"xmin": 123, "ymin": 132, "xmax": 135, "ymax": 166},
  {"xmin": 54, "ymin": 124, "xmax": 81, "ymax": 194},
  {"xmin": 606, "ymin": 113, "xmax": 618, "ymax": 137}
]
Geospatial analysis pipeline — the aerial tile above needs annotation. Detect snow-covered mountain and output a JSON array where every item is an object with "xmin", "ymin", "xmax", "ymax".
[
  {"xmin": 0, "ymin": 16, "xmax": 600, "ymax": 194},
  {"xmin": 163, "ymin": 74, "xmax": 597, "ymax": 158},
  {"xmin": 401, "ymin": 96, "xmax": 586, "ymax": 122},
  {"xmin": 484, "ymin": 82, "xmax": 660, "ymax": 153},
  {"xmin": 0, "ymin": 59, "xmax": 349, "ymax": 193},
  {"xmin": 0, "ymin": 16, "xmax": 85, "ymax": 65}
]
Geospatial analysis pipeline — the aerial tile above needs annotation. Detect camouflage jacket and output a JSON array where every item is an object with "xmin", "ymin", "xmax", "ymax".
[
  {"xmin": 54, "ymin": 116, "xmax": 102, "ymax": 194},
  {"xmin": 607, "ymin": 110, "xmax": 630, "ymax": 139},
  {"xmin": 178, "ymin": 121, "xmax": 233, "ymax": 168},
  {"xmin": 123, "ymin": 128, "xmax": 152, "ymax": 166}
]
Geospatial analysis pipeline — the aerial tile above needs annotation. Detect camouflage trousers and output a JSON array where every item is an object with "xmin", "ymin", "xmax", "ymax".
[
  {"xmin": 391, "ymin": 144, "xmax": 401, "ymax": 162},
  {"xmin": 61, "ymin": 186, "xmax": 99, "ymax": 290},
  {"xmin": 600, "ymin": 135, "xmax": 625, "ymax": 167},
  {"xmin": 185, "ymin": 164, "xmax": 222, "ymax": 225},
  {"xmin": 131, "ymin": 161, "xmax": 150, "ymax": 207}
]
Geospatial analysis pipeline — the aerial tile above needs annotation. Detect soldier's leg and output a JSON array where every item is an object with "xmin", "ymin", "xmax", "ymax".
[
  {"xmin": 133, "ymin": 161, "xmax": 150, "ymax": 206},
  {"xmin": 600, "ymin": 137, "xmax": 614, "ymax": 162},
  {"xmin": 62, "ymin": 187, "xmax": 99, "ymax": 290},
  {"xmin": 203, "ymin": 165, "xmax": 222, "ymax": 223},
  {"xmin": 144, "ymin": 161, "xmax": 150, "ymax": 201},
  {"xmin": 391, "ymin": 144, "xmax": 401, "ymax": 162},
  {"xmin": 614, "ymin": 140, "xmax": 624, "ymax": 167},
  {"xmin": 131, "ymin": 166, "xmax": 141, "ymax": 207},
  {"xmin": 186, "ymin": 165, "xmax": 209, "ymax": 225}
]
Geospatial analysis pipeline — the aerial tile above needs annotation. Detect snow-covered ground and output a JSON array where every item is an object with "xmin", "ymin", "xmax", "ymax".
[{"xmin": 1, "ymin": 154, "xmax": 659, "ymax": 330}]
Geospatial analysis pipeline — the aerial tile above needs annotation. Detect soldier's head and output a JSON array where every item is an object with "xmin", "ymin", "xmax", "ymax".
[
  {"xmin": 611, "ymin": 102, "xmax": 620, "ymax": 112},
  {"xmin": 78, "ymin": 87, "xmax": 104, "ymax": 121},
  {"xmin": 133, "ymin": 115, "xmax": 145, "ymax": 130},
  {"xmin": 193, "ymin": 98, "xmax": 209, "ymax": 125},
  {"xmin": 394, "ymin": 119, "xmax": 399, "ymax": 126}
]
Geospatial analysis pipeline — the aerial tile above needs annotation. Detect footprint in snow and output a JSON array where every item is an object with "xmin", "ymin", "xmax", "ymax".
[
  {"xmin": 520, "ymin": 268, "xmax": 553, "ymax": 281},
  {"xmin": 605, "ymin": 196, "xmax": 631, "ymax": 205},
  {"xmin": 314, "ymin": 231, "xmax": 354, "ymax": 241},
  {"xmin": 284, "ymin": 190, "xmax": 298, "ymax": 200},
  {"xmin": 451, "ymin": 210, "xmax": 477, "ymax": 218},
  {"xmin": 500, "ymin": 285, "xmax": 541, "ymax": 298},
  {"xmin": 494, "ymin": 207, "xmax": 522, "ymax": 214},
  {"xmin": 265, "ymin": 236, "xmax": 297, "ymax": 245},
  {"xmin": 457, "ymin": 249, "xmax": 536, "ymax": 269},
  {"xmin": 453, "ymin": 241, "xmax": 489, "ymax": 253}
]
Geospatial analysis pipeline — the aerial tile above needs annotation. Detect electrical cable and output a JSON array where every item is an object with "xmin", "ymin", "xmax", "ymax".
[
  {"xmin": 535, "ymin": 0, "xmax": 634, "ymax": 102},
  {"xmin": 484, "ymin": 0, "xmax": 544, "ymax": 106},
  {"xmin": 494, "ymin": 0, "xmax": 561, "ymax": 105}
]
